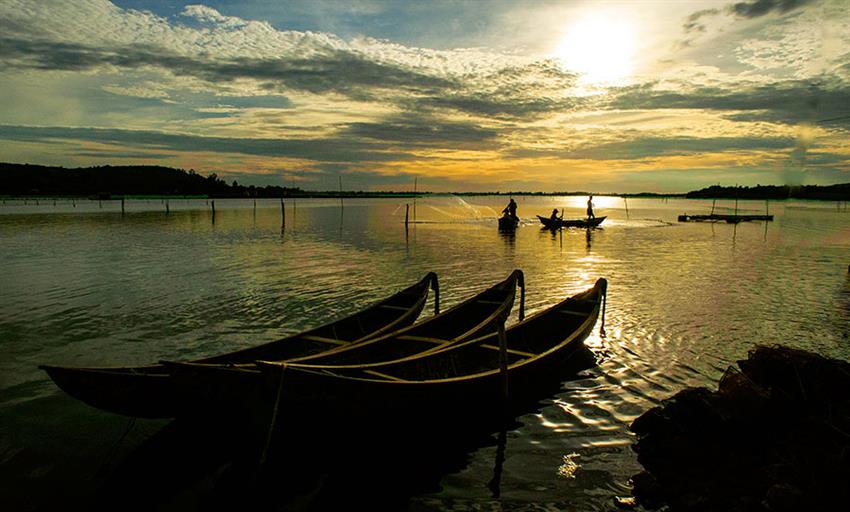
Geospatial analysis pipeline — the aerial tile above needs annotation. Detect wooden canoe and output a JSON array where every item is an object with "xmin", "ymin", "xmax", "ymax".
[
  {"xmin": 39, "ymin": 272, "xmax": 439, "ymax": 418},
  {"xmin": 498, "ymin": 215, "xmax": 519, "ymax": 230},
  {"xmin": 537, "ymin": 215, "xmax": 606, "ymax": 229},
  {"xmin": 163, "ymin": 270, "xmax": 526, "ymax": 416},
  {"xmin": 255, "ymin": 278, "xmax": 605, "ymax": 432}
]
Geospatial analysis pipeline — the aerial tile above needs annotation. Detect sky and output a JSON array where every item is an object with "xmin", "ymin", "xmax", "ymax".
[{"xmin": 1, "ymin": 0, "xmax": 848, "ymax": 192}]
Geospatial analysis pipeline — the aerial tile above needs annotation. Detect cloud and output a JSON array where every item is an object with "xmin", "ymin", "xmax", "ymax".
[
  {"xmin": 683, "ymin": 9, "xmax": 721, "ymax": 34},
  {"xmin": 338, "ymin": 114, "xmax": 500, "ymax": 148},
  {"xmin": 509, "ymin": 135, "xmax": 798, "ymax": 160},
  {"xmin": 0, "ymin": 114, "xmax": 504, "ymax": 164},
  {"xmin": 0, "ymin": 124, "xmax": 411, "ymax": 164},
  {"xmin": 728, "ymin": 0, "xmax": 815, "ymax": 19},
  {"xmin": 608, "ymin": 79, "xmax": 850, "ymax": 126}
]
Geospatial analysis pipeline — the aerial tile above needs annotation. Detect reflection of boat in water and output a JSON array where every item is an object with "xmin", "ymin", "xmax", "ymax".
[
  {"xmin": 256, "ymin": 278, "xmax": 606, "ymax": 429},
  {"xmin": 537, "ymin": 215, "xmax": 606, "ymax": 229},
  {"xmin": 39, "ymin": 273, "xmax": 440, "ymax": 418},
  {"xmin": 498, "ymin": 214, "xmax": 519, "ymax": 230}
]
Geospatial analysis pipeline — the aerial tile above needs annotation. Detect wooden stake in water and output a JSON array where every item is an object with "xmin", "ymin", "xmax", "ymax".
[
  {"xmin": 498, "ymin": 322, "xmax": 509, "ymax": 406},
  {"xmin": 734, "ymin": 184, "xmax": 739, "ymax": 217},
  {"xmin": 211, "ymin": 200, "xmax": 216, "ymax": 224},
  {"xmin": 405, "ymin": 203, "xmax": 410, "ymax": 228},
  {"xmin": 339, "ymin": 176, "xmax": 343, "ymax": 209},
  {"xmin": 765, "ymin": 199, "xmax": 769, "ymax": 216},
  {"xmin": 280, "ymin": 198, "xmax": 285, "ymax": 228},
  {"xmin": 624, "ymin": 197, "xmax": 629, "ymax": 220},
  {"xmin": 711, "ymin": 198, "xmax": 717, "ymax": 215},
  {"xmin": 121, "ymin": 197, "xmax": 125, "ymax": 215},
  {"xmin": 413, "ymin": 177, "xmax": 417, "ymax": 223},
  {"xmin": 166, "ymin": 199, "xmax": 170, "ymax": 215}
]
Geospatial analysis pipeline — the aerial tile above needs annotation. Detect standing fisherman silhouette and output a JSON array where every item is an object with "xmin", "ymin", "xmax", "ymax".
[
  {"xmin": 503, "ymin": 198, "xmax": 518, "ymax": 221},
  {"xmin": 586, "ymin": 195, "xmax": 595, "ymax": 220}
]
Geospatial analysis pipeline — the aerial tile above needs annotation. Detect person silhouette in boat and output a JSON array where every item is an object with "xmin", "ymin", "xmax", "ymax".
[
  {"xmin": 503, "ymin": 198, "xmax": 518, "ymax": 220},
  {"xmin": 550, "ymin": 208, "xmax": 562, "ymax": 222},
  {"xmin": 586, "ymin": 195, "xmax": 595, "ymax": 220}
]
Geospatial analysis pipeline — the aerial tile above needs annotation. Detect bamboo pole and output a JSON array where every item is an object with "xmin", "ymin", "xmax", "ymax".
[{"xmin": 498, "ymin": 322, "xmax": 509, "ymax": 406}]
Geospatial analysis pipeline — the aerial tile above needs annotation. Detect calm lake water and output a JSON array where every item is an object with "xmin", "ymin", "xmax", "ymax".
[{"xmin": 1, "ymin": 195, "xmax": 849, "ymax": 510}]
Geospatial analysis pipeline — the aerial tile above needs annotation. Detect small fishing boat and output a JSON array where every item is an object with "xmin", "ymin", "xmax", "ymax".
[
  {"xmin": 164, "ymin": 270, "xmax": 526, "ymax": 415},
  {"xmin": 677, "ymin": 213, "xmax": 773, "ymax": 223},
  {"xmin": 39, "ymin": 273, "xmax": 439, "ymax": 418},
  {"xmin": 255, "ymin": 278, "xmax": 606, "ymax": 432},
  {"xmin": 538, "ymin": 215, "xmax": 606, "ymax": 229},
  {"xmin": 498, "ymin": 214, "xmax": 519, "ymax": 230}
]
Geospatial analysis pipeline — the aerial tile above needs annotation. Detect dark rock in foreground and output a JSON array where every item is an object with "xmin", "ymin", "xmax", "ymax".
[{"xmin": 629, "ymin": 345, "xmax": 850, "ymax": 511}]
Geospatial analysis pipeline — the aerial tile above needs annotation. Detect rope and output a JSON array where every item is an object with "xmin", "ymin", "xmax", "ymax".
[
  {"xmin": 98, "ymin": 417, "xmax": 136, "ymax": 475},
  {"xmin": 260, "ymin": 364, "xmax": 286, "ymax": 471}
]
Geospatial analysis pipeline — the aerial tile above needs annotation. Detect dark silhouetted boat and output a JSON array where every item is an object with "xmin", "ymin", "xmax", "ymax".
[
  {"xmin": 253, "ymin": 278, "xmax": 606, "ymax": 432},
  {"xmin": 677, "ymin": 213, "xmax": 773, "ymax": 223},
  {"xmin": 39, "ymin": 273, "xmax": 439, "ymax": 418},
  {"xmin": 163, "ymin": 270, "xmax": 526, "ymax": 415},
  {"xmin": 537, "ymin": 215, "xmax": 606, "ymax": 229},
  {"xmin": 498, "ymin": 214, "xmax": 519, "ymax": 230}
]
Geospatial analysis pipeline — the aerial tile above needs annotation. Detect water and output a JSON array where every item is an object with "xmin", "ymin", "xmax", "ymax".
[{"xmin": 1, "ymin": 196, "xmax": 849, "ymax": 510}]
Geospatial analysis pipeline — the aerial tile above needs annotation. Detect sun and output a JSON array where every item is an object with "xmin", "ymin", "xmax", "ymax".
[{"xmin": 555, "ymin": 15, "xmax": 636, "ymax": 84}]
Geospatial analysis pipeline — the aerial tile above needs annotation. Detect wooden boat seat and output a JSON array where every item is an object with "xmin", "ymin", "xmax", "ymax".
[
  {"xmin": 396, "ymin": 335, "xmax": 450, "ymax": 345},
  {"xmin": 480, "ymin": 344, "xmax": 536, "ymax": 358},
  {"xmin": 300, "ymin": 335, "xmax": 346, "ymax": 345},
  {"xmin": 558, "ymin": 310, "xmax": 588, "ymax": 317},
  {"xmin": 379, "ymin": 304, "xmax": 412, "ymax": 311}
]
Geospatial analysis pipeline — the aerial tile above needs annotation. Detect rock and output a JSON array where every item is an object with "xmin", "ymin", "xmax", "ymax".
[{"xmin": 628, "ymin": 345, "xmax": 850, "ymax": 511}]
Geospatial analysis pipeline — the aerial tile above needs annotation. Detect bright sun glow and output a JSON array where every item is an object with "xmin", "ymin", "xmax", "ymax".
[{"xmin": 555, "ymin": 15, "xmax": 636, "ymax": 84}]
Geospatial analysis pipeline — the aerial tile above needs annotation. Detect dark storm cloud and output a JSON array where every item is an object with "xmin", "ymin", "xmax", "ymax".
[
  {"xmin": 508, "ymin": 135, "xmax": 797, "ymax": 160},
  {"xmin": 728, "ymin": 0, "xmax": 815, "ymax": 18},
  {"xmin": 608, "ymin": 80, "xmax": 850, "ymax": 126},
  {"xmin": 0, "ymin": 36, "xmax": 457, "ymax": 99}
]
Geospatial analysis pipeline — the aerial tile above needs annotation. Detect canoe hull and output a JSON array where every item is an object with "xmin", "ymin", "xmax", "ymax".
[
  {"xmin": 256, "ymin": 279, "xmax": 606, "ymax": 435},
  {"xmin": 165, "ymin": 271, "xmax": 525, "ymax": 417},
  {"xmin": 498, "ymin": 215, "xmax": 519, "ymax": 230},
  {"xmin": 538, "ymin": 215, "xmax": 606, "ymax": 229},
  {"xmin": 40, "ymin": 273, "xmax": 437, "ymax": 418}
]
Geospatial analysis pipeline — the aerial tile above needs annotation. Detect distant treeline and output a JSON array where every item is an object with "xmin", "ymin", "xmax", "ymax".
[
  {"xmin": 0, "ymin": 163, "xmax": 416, "ymax": 198},
  {"xmin": 686, "ymin": 184, "xmax": 850, "ymax": 201},
  {"xmin": 3, "ymin": 162, "xmax": 850, "ymax": 200}
]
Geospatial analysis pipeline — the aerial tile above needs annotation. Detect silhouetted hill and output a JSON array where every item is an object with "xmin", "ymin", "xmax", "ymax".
[{"xmin": 686, "ymin": 184, "xmax": 850, "ymax": 201}]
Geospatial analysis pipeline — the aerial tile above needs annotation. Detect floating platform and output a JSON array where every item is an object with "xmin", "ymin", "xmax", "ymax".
[{"xmin": 678, "ymin": 213, "xmax": 773, "ymax": 223}]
